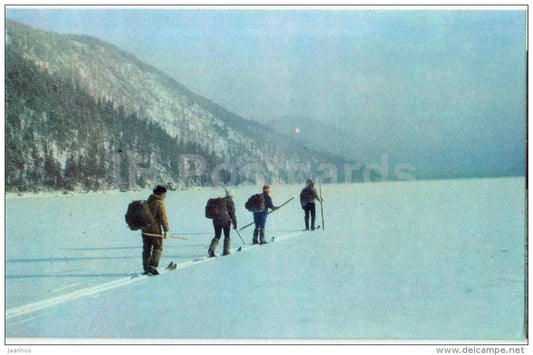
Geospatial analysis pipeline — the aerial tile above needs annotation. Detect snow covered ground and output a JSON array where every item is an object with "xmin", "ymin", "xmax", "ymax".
[{"xmin": 5, "ymin": 177, "xmax": 526, "ymax": 343}]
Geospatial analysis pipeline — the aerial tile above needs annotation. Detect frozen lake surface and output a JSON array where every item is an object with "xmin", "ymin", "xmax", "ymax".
[{"xmin": 5, "ymin": 177, "xmax": 526, "ymax": 342}]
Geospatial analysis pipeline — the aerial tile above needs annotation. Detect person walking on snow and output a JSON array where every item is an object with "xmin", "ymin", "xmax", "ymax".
[
  {"xmin": 300, "ymin": 179, "xmax": 323, "ymax": 230},
  {"xmin": 208, "ymin": 187, "xmax": 238, "ymax": 257},
  {"xmin": 141, "ymin": 185, "xmax": 170, "ymax": 275},
  {"xmin": 253, "ymin": 185, "xmax": 279, "ymax": 244}
]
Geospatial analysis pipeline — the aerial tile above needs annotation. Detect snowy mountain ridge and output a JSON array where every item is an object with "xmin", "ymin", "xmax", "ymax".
[{"xmin": 6, "ymin": 20, "xmax": 346, "ymax": 192}]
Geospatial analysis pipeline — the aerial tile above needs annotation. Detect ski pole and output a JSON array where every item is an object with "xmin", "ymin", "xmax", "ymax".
[
  {"xmin": 239, "ymin": 197, "xmax": 294, "ymax": 231},
  {"xmin": 274, "ymin": 196, "xmax": 295, "ymax": 211},
  {"xmin": 166, "ymin": 236, "xmax": 189, "ymax": 240},
  {"xmin": 238, "ymin": 221, "xmax": 255, "ymax": 232},
  {"xmin": 143, "ymin": 233, "xmax": 188, "ymax": 241},
  {"xmin": 234, "ymin": 227, "xmax": 246, "ymax": 245},
  {"xmin": 319, "ymin": 182, "xmax": 324, "ymax": 230},
  {"xmin": 228, "ymin": 215, "xmax": 246, "ymax": 245}
]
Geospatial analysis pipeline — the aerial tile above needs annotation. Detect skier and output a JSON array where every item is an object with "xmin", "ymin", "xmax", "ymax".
[
  {"xmin": 141, "ymin": 185, "xmax": 170, "ymax": 275},
  {"xmin": 208, "ymin": 187, "xmax": 238, "ymax": 257},
  {"xmin": 300, "ymin": 179, "xmax": 323, "ymax": 230},
  {"xmin": 253, "ymin": 185, "xmax": 279, "ymax": 244}
]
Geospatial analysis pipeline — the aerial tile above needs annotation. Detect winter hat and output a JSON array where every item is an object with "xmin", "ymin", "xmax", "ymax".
[
  {"xmin": 225, "ymin": 187, "xmax": 235, "ymax": 197},
  {"xmin": 153, "ymin": 185, "xmax": 167, "ymax": 195},
  {"xmin": 263, "ymin": 185, "xmax": 270, "ymax": 192}
]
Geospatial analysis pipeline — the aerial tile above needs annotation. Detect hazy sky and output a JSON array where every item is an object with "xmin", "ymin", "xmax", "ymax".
[{"xmin": 6, "ymin": 6, "xmax": 527, "ymax": 174}]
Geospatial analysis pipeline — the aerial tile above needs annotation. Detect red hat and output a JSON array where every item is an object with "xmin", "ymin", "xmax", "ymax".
[{"xmin": 263, "ymin": 185, "xmax": 270, "ymax": 192}]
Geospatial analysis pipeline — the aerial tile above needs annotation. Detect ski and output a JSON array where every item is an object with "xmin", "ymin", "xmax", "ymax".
[
  {"xmin": 130, "ymin": 261, "xmax": 176, "ymax": 278},
  {"xmin": 260, "ymin": 236, "xmax": 275, "ymax": 244},
  {"xmin": 237, "ymin": 236, "xmax": 275, "ymax": 252},
  {"xmin": 166, "ymin": 261, "xmax": 177, "ymax": 271}
]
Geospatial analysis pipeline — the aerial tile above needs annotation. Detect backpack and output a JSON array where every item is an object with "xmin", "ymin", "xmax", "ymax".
[
  {"xmin": 300, "ymin": 187, "xmax": 315, "ymax": 206},
  {"xmin": 205, "ymin": 197, "xmax": 227, "ymax": 219},
  {"xmin": 245, "ymin": 193, "xmax": 265, "ymax": 212},
  {"xmin": 125, "ymin": 200, "xmax": 155, "ymax": 230}
]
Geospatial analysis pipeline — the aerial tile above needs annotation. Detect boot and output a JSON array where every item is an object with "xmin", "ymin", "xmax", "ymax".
[
  {"xmin": 305, "ymin": 217, "xmax": 309, "ymax": 230},
  {"xmin": 252, "ymin": 229, "xmax": 259, "ymax": 244},
  {"xmin": 223, "ymin": 238, "xmax": 231, "ymax": 256},
  {"xmin": 259, "ymin": 229, "xmax": 267, "ymax": 244},
  {"xmin": 208, "ymin": 238, "xmax": 219, "ymax": 257}
]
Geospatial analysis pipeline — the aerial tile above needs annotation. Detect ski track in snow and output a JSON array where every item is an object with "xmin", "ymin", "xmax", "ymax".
[
  {"xmin": 50, "ymin": 281, "xmax": 90, "ymax": 293},
  {"xmin": 5, "ymin": 230, "xmax": 305, "ymax": 322}
]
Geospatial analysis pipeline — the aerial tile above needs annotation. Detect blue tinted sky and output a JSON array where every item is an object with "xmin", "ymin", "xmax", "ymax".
[{"xmin": 6, "ymin": 7, "xmax": 527, "ymax": 174}]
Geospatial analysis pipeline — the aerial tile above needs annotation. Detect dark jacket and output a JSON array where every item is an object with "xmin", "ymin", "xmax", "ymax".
[
  {"xmin": 214, "ymin": 197, "xmax": 237, "ymax": 227},
  {"xmin": 300, "ymin": 185, "xmax": 320, "ymax": 208},
  {"xmin": 262, "ymin": 192, "xmax": 275, "ymax": 212},
  {"xmin": 142, "ymin": 194, "xmax": 169, "ymax": 236}
]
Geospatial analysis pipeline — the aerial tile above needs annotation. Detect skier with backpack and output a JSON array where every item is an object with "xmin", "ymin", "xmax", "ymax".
[
  {"xmin": 141, "ymin": 185, "xmax": 170, "ymax": 275},
  {"xmin": 205, "ymin": 187, "xmax": 238, "ymax": 257},
  {"xmin": 300, "ymin": 179, "xmax": 323, "ymax": 230},
  {"xmin": 249, "ymin": 185, "xmax": 279, "ymax": 244}
]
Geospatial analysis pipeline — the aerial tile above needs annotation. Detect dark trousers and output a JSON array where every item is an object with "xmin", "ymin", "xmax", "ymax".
[
  {"xmin": 304, "ymin": 203, "xmax": 316, "ymax": 229},
  {"xmin": 214, "ymin": 224, "xmax": 231, "ymax": 241},
  {"xmin": 142, "ymin": 235, "xmax": 163, "ymax": 271},
  {"xmin": 210, "ymin": 223, "xmax": 232, "ymax": 256}
]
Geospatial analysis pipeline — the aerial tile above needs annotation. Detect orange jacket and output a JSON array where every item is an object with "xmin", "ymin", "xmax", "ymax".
[{"xmin": 142, "ymin": 194, "xmax": 169, "ymax": 236}]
